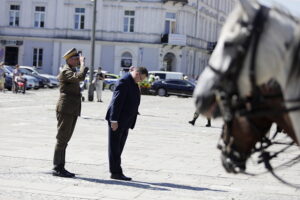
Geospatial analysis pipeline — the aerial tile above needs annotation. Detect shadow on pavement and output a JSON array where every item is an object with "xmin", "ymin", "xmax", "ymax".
[
  {"xmin": 76, "ymin": 177, "xmax": 169, "ymax": 191},
  {"xmin": 134, "ymin": 181, "xmax": 227, "ymax": 192},
  {"xmin": 77, "ymin": 177, "xmax": 227, "ymax": 192}
]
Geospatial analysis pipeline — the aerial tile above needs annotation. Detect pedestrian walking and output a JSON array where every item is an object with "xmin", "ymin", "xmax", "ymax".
[
  {"xmin": 0, "ymin": 62, "xmax": 6, "ymax": 92},
  {"xmin": 105, "ymin": 66, "xmax": 148, "ymax": 181},
  {"xmin": 94, "ymin": 67, "xmax": 105, "ymax": 102},
  {"xmin": 52, "ymin": 48, "xmax": 89, "ymax": 178},
  {"xmin": 188, "ymin": 110, "xmax": 211, "ymax": 127}
]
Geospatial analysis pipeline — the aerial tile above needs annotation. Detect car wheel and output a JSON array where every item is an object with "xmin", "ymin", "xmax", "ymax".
[
  {"xmin": 157, "ymin": 88, "xmax": 167, "ymax": 96},
  {"xmin": 109, "ymin": 84, "xmax": 116, "ymax": 91}
]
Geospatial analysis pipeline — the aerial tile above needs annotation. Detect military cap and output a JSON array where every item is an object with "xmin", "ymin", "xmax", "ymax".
[{"xmin": 63, "ymin": 48, "xmax": 79, "ymax": 60}]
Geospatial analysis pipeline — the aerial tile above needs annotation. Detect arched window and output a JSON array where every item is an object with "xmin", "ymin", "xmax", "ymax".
[{"xmin": 121, "ymin": 52, "xmax": 132, "ymax": 70}]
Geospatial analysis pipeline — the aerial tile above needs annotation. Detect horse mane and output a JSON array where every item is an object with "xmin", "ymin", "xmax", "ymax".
[
  {"xmin": 269, "ymin": 5, "xmax": 300, "ymax": 85},
  {"xmin": 288, "ymin": 39, "xmax": 300, "ymax": 83},
  {"xmin": 272, "ymin": 6, "xmax": 300, "ymax": 24}
]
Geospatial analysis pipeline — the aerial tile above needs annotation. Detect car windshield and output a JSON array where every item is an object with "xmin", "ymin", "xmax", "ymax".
[
  {"xmin": 186, "ymin": 80, "xmax": 196, "ymax": 86},
  {"xmin": 19, "ymin": 68, "xmax": 31, "ymax": 74},
  {"xmin": 4, "ymin": 65, "xmax": 14, "ymax": 73},
  {"xmin": 30, "ymin": 68, "xmax": 39, "ymax": 74},
  {"xmin": 23, "ymin": 67, "xmax": 39, "ymax": 74}
]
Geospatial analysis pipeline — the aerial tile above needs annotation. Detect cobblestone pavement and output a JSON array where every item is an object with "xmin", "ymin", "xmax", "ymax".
[{"xmin": 0, "ymin": 89, "xmax": 299, "ymax": 200}]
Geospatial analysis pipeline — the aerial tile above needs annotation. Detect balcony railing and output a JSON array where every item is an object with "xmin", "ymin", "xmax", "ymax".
[
  {"xmin": 163, "ymin": 0, "xmax": 188, "ymax": 5},
  {"xmin": 161, "ymin": 33, "xmax": 187, "ymax": 46}
]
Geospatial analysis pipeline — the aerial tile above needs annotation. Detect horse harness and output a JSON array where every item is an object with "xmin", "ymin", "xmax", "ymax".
[{"xmin": 208, "ymin": 5, "xmax": 300, "ymax": 173}]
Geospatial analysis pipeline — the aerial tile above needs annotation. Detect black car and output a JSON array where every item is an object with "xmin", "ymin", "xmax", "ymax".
[
  {"xmin": 150, "ymin": 79, "xmax": 195, "ymax": 97},
  {"xmin": 4, "ymin": 73, "xmax": 12, "ymax": 90}
]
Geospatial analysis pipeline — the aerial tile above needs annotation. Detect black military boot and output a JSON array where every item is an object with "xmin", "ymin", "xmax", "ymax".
[{"xmin": 52, "ymin": 165, "xmax": 75, "ymax": 178}]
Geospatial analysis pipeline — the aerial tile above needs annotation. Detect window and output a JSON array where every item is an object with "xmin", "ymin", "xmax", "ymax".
[
  {"xmin": 154, "ymin": 73, "xmax": 166, "ymax": 80},
  {"xmin": 74, "ymin": 8, "xmax": 85, "ymax": 29},
  {"xmin": 34, "ymin": 6, "xmax": 45, "ymax": 28},
  {"xmin": 123, "ymin": 10, "xmax": 135, "ymax": 32},
  {"xmin": 165, "ymin": 12, "xmax": 176, "ymax": 34},
  {"xmin": 33, "ymin": 48, "xmax": 43, "ymax": 67},
  {"xmin": 9, "ymin": 5, "xmax": 20, "ymax": 26},
  {"xmin": 121, "ymin": 52, "xmax": 132, "ymax": 68}
]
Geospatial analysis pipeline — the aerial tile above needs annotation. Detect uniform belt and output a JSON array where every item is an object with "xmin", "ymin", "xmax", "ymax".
[{"xmin": 60, "ymin": 92, "xmax": 82, "ymax": 98}]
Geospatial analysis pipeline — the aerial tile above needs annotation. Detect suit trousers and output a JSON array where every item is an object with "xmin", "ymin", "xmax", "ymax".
[
  {"xmin": 53, "ymin": 112, "xmax": 78, "ymax": 168},
  {"xmin": 108, "ymin": 125, "xmax": 129, "ymax": 174}
]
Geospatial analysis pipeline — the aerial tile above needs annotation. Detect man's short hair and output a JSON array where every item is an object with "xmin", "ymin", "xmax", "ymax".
[{"xmin": 135, "ymin": 67, "xmax": 148, "ymax": 77}]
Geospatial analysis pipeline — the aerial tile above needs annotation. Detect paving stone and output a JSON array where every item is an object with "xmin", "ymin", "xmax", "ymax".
[{"xmin": 0, "ymin": 89, "xmax": 299, "ymax": 200}]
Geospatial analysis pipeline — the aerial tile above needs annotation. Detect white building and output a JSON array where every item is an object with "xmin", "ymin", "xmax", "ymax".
[{"xmin": 0, "ymin": 0, "xmax": 235, "ymax": 78}]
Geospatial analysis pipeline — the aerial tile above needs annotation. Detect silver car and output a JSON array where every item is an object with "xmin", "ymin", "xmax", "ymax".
[{"xmin": 20, "ymin": 66, "xmax": 59, "ymax": 88}]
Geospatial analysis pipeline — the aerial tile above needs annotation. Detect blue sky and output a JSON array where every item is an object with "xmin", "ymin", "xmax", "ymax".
[{"xmin": 259, "ymin": 0, "xmax": 300, "ymax": 17}]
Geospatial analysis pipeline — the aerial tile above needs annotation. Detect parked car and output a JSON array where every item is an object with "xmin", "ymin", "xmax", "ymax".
[
  {"xmin": 82, "ymin": 70, "xmax": 98, "ymax": 90},
  {"xmin": 4, "ymin": 73, "xmax": 12, "ymax": 90},
  {"xmin": 104, "ymin": 73, "xmax": 120, "ymax": 91},
  {"xmin": 83, "ymin": 71, "xmax": 119, "ymax": 91},
  {"xmin": 19, "ymin": 66, "xmax": 59, "ymax": 88},
  {"xmin": 148, "ymin": 71, "xmax": 183, "ymax": 80},
  {"xmin": 3, "ymin": 65, "xmax": 39, "ymax": 90},
  {"xmin": 18, "ymin": 66, "xmax": 51, "ymax": 88},
  {"xmin": 150, "ymin": 79, "xmax": 195, "ymax": 97}
]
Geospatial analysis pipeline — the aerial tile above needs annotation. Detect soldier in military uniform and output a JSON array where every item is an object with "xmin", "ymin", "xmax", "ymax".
[{"xmin": 52, "ymin": 48, "xmax": 88, "ymax": 178}]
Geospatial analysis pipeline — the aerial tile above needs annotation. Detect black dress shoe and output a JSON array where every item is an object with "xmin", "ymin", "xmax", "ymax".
[
  {"xmin": 110, "ymin": 173, "xmax": 132, "ymax": 181},
  {"xmin": 52, "ymin": 168, "xmax": 75, "ymax": 178}
]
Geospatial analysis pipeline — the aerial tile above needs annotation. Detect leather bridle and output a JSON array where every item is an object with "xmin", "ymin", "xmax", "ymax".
[{"xmin": 208, "ymin": 5, "xmax": 300, "ymax": 173}]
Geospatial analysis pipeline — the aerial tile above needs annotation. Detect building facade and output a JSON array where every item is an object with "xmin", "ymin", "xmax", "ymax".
[{"xmin": 0, "ymin": 0, "xmax": 235, "ymax": 77}]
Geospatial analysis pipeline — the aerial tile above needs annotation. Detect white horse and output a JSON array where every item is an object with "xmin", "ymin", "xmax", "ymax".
[{"xmin": 193, "ymin": 0, "xmax": 300, "ymax": 144}]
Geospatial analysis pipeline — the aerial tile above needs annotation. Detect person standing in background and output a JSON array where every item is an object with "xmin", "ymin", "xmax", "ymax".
[
  {"xmin": 94, "ymin": 67, "xmax": 105, "ymax": 102},
  {"xmin": 12, "ymin": 64, "xmax": 21, "ymax": 93},
  {"xmin": 0, "ymin": 62, "xmax": 6, "ymax": 92},
  {"xmin": 52, "ymin": 48, "xmax": 88, "ymax": 178}
]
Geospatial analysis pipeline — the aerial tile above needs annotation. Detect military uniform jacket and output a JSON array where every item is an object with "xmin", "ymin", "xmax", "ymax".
[{"xmin": 56, "ymin": 64, "xmax": 88, "ymax": 116}]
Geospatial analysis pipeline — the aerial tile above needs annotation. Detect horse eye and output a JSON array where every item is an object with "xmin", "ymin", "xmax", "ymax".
[
  {"xmin": 224, "ymin": 41, "xmax": 234, "ymax": 48},
  {"xmin": 240, "ymin": 21, "xmax": 249, "ymax": 27}
]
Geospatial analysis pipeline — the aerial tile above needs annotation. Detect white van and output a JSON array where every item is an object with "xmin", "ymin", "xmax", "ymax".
[{"xmin": 149, "ymin": 71, "xmax": 183, "ymax": 80}]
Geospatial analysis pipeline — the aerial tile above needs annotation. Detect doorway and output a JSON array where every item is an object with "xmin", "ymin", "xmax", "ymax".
[
  {"xmin": 5, "ymin": 47, "xmax": 19, "ymax": 66},
  {"xmin": 163, "ymin": 52, "xmax": 176, "ymax": 71}
]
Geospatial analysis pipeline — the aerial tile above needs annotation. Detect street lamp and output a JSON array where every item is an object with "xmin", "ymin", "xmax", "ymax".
[{"xmin": 88, "ymin": 0, "xmax": 97, "ymax": 101}]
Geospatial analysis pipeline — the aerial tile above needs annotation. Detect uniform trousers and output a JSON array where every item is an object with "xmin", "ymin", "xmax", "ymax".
[
  {"xmin": 108, "ymin": 125, "xmax": 129, "ymax": 174},
  {"xmin": 54, "ymin": 112, "xmax": 78, "ymax": 168}
]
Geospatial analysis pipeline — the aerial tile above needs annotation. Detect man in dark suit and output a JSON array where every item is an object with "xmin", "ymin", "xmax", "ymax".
[
  {"xmin": 53, "ymin": 48, "xmax": 88, "ymax": 178},
  {"xmin": 106, "ymin": 66, "xmax": 148, "ymax": 181}
]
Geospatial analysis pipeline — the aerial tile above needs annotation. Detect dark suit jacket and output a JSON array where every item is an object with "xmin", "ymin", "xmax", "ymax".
[
  {"xmin": 105, "ymin": 73, "xmax": 140, "ymax": 129},
  {"xmin": 56, "ymin": 64, "xmax": 88, "ymax": 116}
]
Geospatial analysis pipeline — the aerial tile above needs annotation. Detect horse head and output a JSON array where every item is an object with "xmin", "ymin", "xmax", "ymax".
[
  {"xmin": 219, "ymin": 80, "xmax": 298, "ymax": 173},
  {"xmin": 194, "ymin": 0, "xmax": 299, "ymax": 117},
  {"xmin": 193, "ymin": 0, "xmax": 300, "ymax": 172}
]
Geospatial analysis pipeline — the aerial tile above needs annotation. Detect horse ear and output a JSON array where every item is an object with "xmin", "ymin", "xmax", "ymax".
[{"xmin": 239, "ymin": 0, "xmax": 259, "ymax": 20}]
